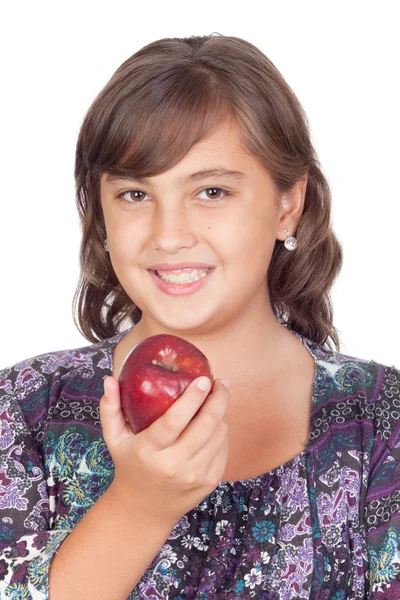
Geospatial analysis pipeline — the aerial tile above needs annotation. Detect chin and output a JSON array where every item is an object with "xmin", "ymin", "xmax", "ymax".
[{"xmin": 149, "ymin": 306, "xmax": 219, "ymax": 334}]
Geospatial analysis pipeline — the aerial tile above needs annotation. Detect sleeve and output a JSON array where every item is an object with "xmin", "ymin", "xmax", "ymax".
[
  {"xmin": 0, "ymin": 364, "xmax": 70, "ymax": 599},
  {"xmin": 365, "ymin": 363, "xmax": 400, "ymax": 598}
]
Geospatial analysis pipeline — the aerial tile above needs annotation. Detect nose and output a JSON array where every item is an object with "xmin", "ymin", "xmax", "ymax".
[{"xmin": 150, "ymin": 204, "xmax": 197, "ymax": 253}]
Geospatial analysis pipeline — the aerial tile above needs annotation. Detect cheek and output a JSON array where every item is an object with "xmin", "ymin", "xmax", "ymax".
[
  {"xmin": 220, "ymin": 213, "xmax": 271, "ymax": 251},
  {"xmin": 114, "ymin": 222, "xmax": 144, "ymax": 255},
  {"xmin": 222, "ymin": 215, "xmax": 275, "ymax": 273}
]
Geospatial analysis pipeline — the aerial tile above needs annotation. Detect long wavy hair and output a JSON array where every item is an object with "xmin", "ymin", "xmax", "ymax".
[{"xmin": 72, "ymin": 33, "xmax": 343, "ymax": 351}]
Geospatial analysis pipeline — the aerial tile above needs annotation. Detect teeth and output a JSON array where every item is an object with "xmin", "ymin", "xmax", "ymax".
[{"xmin": 156, "ymin": 269, "xmax": 209, "ymax": 284}]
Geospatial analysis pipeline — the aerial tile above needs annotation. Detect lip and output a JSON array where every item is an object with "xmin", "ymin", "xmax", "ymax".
[
  {"xmin": 148, "ymin": 262, "xmax": 214, "ymax": 271},
  {"xmin": 149, "ymin": 267, "xmax": 215, "ymax": 296}
]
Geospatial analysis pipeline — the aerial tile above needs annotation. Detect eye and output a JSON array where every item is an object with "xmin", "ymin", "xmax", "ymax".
[
  {"xmin": 116, "ymin": 190, "xmax": 150, "ymax": 204},
  {"xmin": 197, "ymin": 187, "xmax": 231, "ymax": 202},
  {"xmin": 116, "ymin": 186, "xmax": 232, "ymax": 206}
]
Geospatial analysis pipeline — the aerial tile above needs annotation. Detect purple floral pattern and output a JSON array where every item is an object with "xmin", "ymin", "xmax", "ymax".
[{"xmin": 0, "ymin": 327, "xmax": 399, "ymax": 598}]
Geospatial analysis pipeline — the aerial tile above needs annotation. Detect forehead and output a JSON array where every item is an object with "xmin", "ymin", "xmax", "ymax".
[
  {"xmin": 101, "ymin": 119, "xmax": 264, "ymax": 188},
  {"xmin": 178, "ymin": 119, "xmax": 254, "ymax": 165}
]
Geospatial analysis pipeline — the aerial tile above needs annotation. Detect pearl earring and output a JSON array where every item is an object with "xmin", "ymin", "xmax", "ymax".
[
  {"xmin": 284, "ymin": 229, "xmax": 297, "ymax": 251},
  {"xmin": 104, "ymin": 239, "xmax": 109, "ymax": 252}
]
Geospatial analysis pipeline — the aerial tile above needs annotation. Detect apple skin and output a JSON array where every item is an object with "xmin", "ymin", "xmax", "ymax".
[{"xmin": 118, "ymin": 334, "xmax": 214, "ymax": 434}]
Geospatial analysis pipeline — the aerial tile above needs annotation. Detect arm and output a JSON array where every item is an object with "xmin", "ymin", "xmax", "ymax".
[
  {"xmin": 0, "ymin": 362, "xmax": 173, "ymax": 599},
  {"xmin": 365, "ymin": 364, "xmax": 400, "ymax": 597},
  {"xmin": 0, "ymin": 364, "xmax": 70, "ymax": 599},
  {"xmin": 48, "ymin": 484, "xmax": 175, "ymax": 599}
]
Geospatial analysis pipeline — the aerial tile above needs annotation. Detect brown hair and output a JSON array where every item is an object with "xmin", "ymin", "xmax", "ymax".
[{"xmin": 73, "ymin": 33, "xmax": 343, "ymax": 351}]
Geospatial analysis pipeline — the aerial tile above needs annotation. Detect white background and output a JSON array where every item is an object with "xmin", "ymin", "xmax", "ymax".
[{"xmin": 1, "ymin": 1, "xmax": 399, "ymax": 369}]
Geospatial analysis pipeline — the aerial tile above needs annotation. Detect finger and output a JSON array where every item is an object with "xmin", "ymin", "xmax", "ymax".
[
  {"xmin": 100, "ymin": 376, "xmax": 135, "ymax": 449},
  {"xmin": 180, "ymin": 422, "xmax": 229, "ymax": 489},
  {"xmin": 191, "ymin": 420, "xmax": 229, "ymax": 468},
  {"xmin": 173, "ymin": 380, "xmax": 230, "ymax": 457},
  {"xmin": 145, "ymin": 376, "xmax": 213, "ymax": 451},
  {"xmin": 206, "ymin": 430, "xmax": 229, "ymax": 484}
]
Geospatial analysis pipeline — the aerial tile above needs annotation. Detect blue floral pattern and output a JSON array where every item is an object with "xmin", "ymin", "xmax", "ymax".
[{"xmin": 0, "ymin": 327, "xmax": 399, "ymax": 598}]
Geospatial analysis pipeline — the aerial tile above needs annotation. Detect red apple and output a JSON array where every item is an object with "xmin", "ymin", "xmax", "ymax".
[{"xmin": 119, "ymin": 334, "xmax": 214, "ymax": 434}]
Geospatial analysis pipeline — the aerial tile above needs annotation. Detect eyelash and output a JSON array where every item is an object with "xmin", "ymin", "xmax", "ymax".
[{"xmin": 115, "ymin": 187, "xmax": 232, "ymax": 206}]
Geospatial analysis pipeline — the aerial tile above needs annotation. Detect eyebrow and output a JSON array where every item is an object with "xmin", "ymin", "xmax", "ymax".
[{"xmin": 104, "ymin": 168, "xmax": 247, "ymax": 187}]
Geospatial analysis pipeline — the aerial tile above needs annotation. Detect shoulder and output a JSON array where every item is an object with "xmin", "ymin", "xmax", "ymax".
[
  {"xmin": 0, "ymin": 332, "xmax": 123, "ymax": 432},
  {"xmin": 305, "ymin": 334, "xmax": 398, "ymax": 397},
  {"xmin": 306, "ymin": 335, "xmax": 400, "ymax": 442},
  {"xmin": 1, "ymin": 335, "xmax": 116, "ymax": 391}
]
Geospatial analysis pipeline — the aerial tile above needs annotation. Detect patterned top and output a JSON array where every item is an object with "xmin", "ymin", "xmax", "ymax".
[{"xmin": 0, "ymin": 327, "xmax": 399, "ymax": 599}]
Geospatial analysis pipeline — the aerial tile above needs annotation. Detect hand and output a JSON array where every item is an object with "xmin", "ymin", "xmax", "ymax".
[{"xmin": 99, "ymin": 374, "xmax": 230, "ymax": 526}]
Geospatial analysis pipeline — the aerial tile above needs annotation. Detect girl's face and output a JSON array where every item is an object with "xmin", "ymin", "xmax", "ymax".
[{"xmin": 100, "ymin": 118, "xmax": 304, "ymax": 336}]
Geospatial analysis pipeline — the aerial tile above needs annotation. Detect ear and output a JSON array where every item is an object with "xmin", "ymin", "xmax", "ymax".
[{"xmin": 276, "ymin": 173, "xmax": 308, "ymax": 242}]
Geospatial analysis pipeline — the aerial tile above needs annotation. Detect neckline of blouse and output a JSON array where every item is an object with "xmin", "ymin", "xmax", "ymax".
[{"xmin": 102, "ymin": 326, "xmax": 324, "ymax": 487}]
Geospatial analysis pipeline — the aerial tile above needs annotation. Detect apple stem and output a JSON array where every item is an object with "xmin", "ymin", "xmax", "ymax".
[{"xmin": 151, "ymin": 359, "xmax": 179, "ymax": 371}]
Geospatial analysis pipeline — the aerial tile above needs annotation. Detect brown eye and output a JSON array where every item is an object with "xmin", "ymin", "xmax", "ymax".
[
  {"xmin": 197, "ymin": 187, "xmax": 231, "ymax": 203},
  {"xmin": 117, "ymin": 190, "xmax": 149, "ymax": 204},
  {"xmin": 206, "ymin": 188, "xmax": 222, "ymax": 199}
]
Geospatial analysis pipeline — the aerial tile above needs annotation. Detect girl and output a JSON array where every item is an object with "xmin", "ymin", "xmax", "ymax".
[{"xmin": 1, "ymin": 33, "xmax": 399, "ymax": 599}]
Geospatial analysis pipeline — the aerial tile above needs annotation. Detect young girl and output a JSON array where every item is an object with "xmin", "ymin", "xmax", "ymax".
[{"xmin": 1, "ymin": 33, "xmax": 399, "ymax": 599}]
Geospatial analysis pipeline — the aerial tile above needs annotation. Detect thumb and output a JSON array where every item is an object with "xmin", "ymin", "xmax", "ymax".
[{"xmin": 100, "ymin": 376, "xmax": 135, "ymax": 449}]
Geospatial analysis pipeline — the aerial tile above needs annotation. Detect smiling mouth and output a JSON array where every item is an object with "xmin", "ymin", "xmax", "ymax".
[{"xmin": 150, "ymin": 267, "xmax": 214, "ymax": 284}]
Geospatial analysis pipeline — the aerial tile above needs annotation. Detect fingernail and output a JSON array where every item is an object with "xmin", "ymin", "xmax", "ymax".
[
  {"xmin": 196, "ymin": 377, "xmax": 211, "ymax": 391},
  {"xmin": 220, "ymin": 379, "xmax": 230, "ymax": 390},
  {"xmin": 104, "ymin": 378, "xmax": 110, "ymax": 397}
]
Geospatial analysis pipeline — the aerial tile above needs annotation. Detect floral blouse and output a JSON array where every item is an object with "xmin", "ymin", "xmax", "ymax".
[{"xmin": 0, "ymin": 327, "xmax": 399, "ymax": 599}]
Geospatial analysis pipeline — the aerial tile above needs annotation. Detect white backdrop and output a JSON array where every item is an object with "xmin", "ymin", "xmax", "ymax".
[{"xmin": 1, "ymin": 1, "xmax": 399, "ymax": 369}]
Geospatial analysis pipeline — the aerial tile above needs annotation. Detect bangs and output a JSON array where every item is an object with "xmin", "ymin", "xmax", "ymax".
[{"xmin": 86, "ymin": 65, "xmax": 240, "ymax": 180}]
